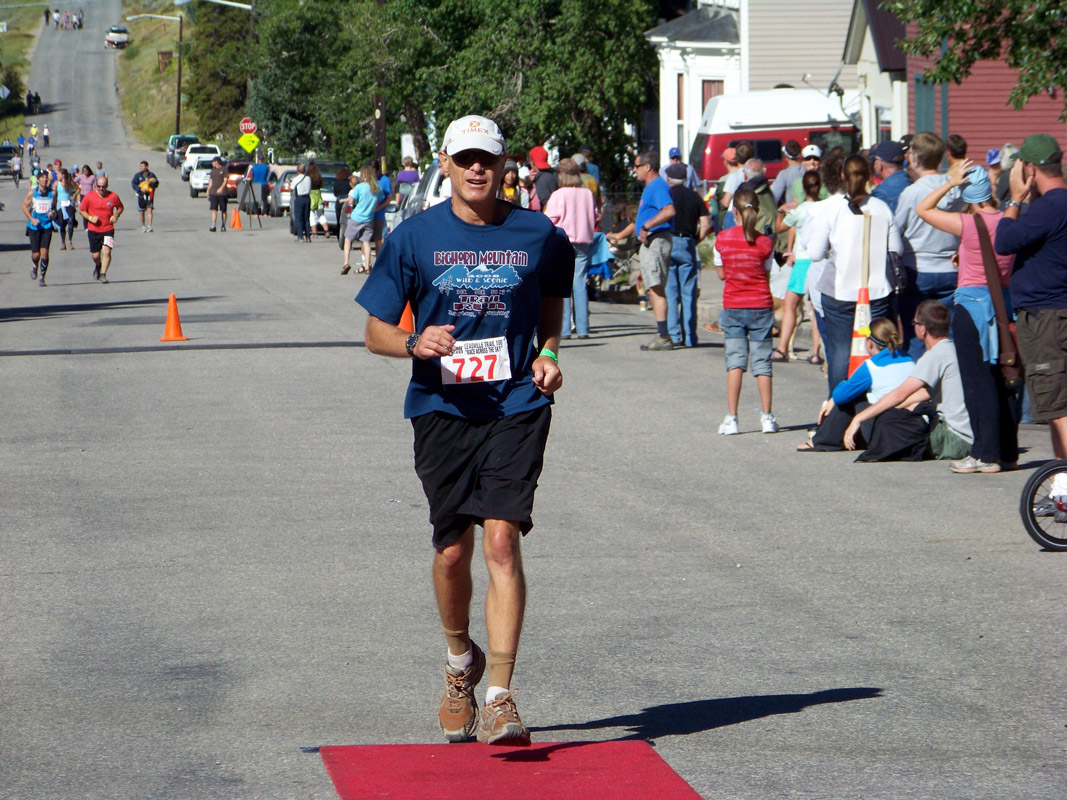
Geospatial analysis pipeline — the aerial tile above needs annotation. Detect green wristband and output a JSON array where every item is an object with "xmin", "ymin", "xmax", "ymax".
[{"xmin": 539, "ymin": 347, "xmax": 558, "ymax": 363}]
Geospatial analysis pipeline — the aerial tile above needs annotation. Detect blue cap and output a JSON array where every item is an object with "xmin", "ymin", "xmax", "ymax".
[
  {"xmin": 961, "ymin": 166, "xmax": 992, "ymax": 204},
  {"xmin": 986, "ymin": 147, "xmax": 1001, "ymax": 166},
  {"xmin": 668, "ymin": 147, "xmax": 682, "ymax": 159},
  {"xmin": 870, "ymin": 140, "xmax": 906, "ymax": 164}
]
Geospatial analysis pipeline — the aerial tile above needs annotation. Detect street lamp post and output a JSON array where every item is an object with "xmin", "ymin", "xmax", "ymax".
[{"xmin": 126, "ymin": 13, "xmax": 184, "ymax": 135}]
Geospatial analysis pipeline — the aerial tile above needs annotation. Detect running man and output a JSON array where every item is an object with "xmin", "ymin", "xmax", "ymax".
[
  {"xmin": 23, "ymin": 170, "xmax": 56, "ymax": 287},
  {"xmin": 356, "ymin": 114, "xmax": 574, "ymax": 746},
  {"xmin": 78, "ymin": 175, "xmax": 123, "ymax": 283},
  {"xmin": 131, "ymin": 160, "xmax": 159, "ymax": 232}
]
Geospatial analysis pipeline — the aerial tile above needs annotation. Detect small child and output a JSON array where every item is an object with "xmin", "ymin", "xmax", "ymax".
[{"xmin": 715, "ymin": 187, "xmax": 778, "ymax": 434}]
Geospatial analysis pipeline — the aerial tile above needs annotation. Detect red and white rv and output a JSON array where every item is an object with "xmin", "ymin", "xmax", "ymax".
[{"xmin": 689, "ymin": 88, "xmax": 859, "ymax": 183}]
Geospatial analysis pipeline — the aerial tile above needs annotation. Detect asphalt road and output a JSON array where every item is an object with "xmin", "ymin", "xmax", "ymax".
[{"xmin": 2, "ymin": 7, "xmax": 1065, "ymax": 799}]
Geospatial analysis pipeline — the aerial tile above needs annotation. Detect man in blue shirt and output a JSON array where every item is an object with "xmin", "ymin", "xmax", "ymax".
[
  {"xmin": 995, "ymin": 133, "xmax": 1067, "ymax": 477},
  {"xmin": 629, "ymin": 151, "xmax": 676, "ymax": 350},
  {"xmin": 356, "ymin": 114, "xmax": 573, "ymax": 747},
  {"xmin": 870, "ymin": 140, "xmax": 910, "ymax": 213},
  {"xmin": 372, "ymin": 164, "xmax": 392, "ymax": 256},
  {"xmin": 250, "ymin": 156, "xmax": 270, "ymax": 215}
]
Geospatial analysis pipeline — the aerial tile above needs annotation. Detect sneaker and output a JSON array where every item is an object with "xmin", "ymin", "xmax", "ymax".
[
  {"xmin": 718, "ymin": 415, "xmax": 739, "ymax": 435},
  {"xmin": 100, "ymin": 274, "xmax": 109, "ymax": 284},
  {"xmin": 640, "ymin": 335, "xmax": 674, "ymax": 351},
  {"xmin": 950, "ymin": 456, "xmax": 1001, "ymax": 474},
  {"xmin": 761, "ymin": 413, "xmax": 779, "ymax": 434},
  {"xmin": 439, "ymin": 642, "xmax": 485, "ymax": 742},
  {"xmin": 30, "ymin": 264, "xmax": 37, "ymax": 279},
  {"xmin": 146, "ymin": 226, "xmax": 153, "ymax": 233},
  {"xmin": 141, "ymin": 225, "xmax": 146, "ymax": 233},
  {"xmin": 476, "ymin": 691, "xmax": 531, "ymax": 746},
  {"xmin": 92, "ymin": 265, "xmax": 101, "ymax": 281},
  {"xmin": 38, "ymin": 276, "xmax": 46, "ymax": 287}
]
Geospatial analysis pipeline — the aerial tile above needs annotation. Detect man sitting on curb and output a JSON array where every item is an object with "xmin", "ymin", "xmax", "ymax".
[{"xmin": 843, "ymin": 300, "xmax": 972, "ymax": 462}]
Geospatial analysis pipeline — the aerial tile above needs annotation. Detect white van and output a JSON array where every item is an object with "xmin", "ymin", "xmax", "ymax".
[{"xmin": 688, "ymin": 88, "xmax": 859, "ymax": 183}]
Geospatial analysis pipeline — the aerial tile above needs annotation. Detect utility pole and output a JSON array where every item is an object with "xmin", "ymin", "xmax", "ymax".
[{"xmin": 374, "ymin": 0, "xmax": 385, "ymax": 172}]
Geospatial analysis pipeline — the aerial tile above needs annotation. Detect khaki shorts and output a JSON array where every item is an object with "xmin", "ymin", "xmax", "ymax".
[
  {"xmin": 1016, "ymin": 308, "xmax": 1067, "ymax": 421},
  {"xmin": 639, "ymin": 235, "xmax": 671, "ymax": 288}
]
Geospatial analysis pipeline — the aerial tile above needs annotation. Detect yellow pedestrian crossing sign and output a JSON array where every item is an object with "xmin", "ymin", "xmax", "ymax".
[{"xmin": 238, "ymin": 133, "xmax": 260, "ymax": 153}]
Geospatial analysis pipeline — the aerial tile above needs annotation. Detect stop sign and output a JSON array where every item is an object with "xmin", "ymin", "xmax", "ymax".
[{"xmin": 239, "ymin": 117, "xmax": 257, "ymax": 135}]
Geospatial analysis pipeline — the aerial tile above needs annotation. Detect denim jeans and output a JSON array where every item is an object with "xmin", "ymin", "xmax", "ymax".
[
  {"xmin": 562, "ymin": 242, "xmax": 591, "ymax": 337},
  {"xmin": 666, "ymin": 235, "xmax": 699, "ymax": 346},
  {"xmin": 720, "ymin": 307, "xmax": 775, "ymax": 375},
  {"xmin": 899, "ymin": 268, "xmax": 957, "ymax": 360},
  {"xmin": 821, "ymin": 294, "xmax": 893, "ymax": 395}
]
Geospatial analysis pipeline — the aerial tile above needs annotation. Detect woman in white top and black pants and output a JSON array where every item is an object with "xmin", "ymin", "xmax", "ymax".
[
  {"xmin": 805, "ymin": 155, "xmax": 903, "ymax": 393},
  {"xmin": 290, "ymin": 163, "xmax": 313, "ymax": 242}
]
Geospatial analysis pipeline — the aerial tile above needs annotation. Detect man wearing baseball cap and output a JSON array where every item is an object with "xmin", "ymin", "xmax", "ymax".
[
  {"xmin": 356, "ymin": 114, "xmax": 575, "ymax": 746},
  {"xmin": 528, "ymin": 143, "xmax": 557, "ymax": 207},
  {"xmin": 995, "ymin": 133, "xmax": 1067, "ymax": 487},
  {"xmin": 668, "ymin": 145, "xmax": 700, "ymax": 191},
  {"xmin": 788, "ymin": 145, "xmax": 824, "ymax": 209},
  {"xmin": 870, "ymin": 140, "xmax": 910, "ymax": 213}
]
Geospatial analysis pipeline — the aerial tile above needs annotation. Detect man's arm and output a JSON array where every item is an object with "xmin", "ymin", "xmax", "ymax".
[
  {"xmin": 843, "ymin": 376, "xmax": 926, "ymax": 450},
  {"xmin": 995, "ymin": 159, "xmax": 1040, "ymax": 254},
  {"xmin": 365, "ymin": 315, "xmax": 456, "ymax": 360},
  {"xmin": 532, "ymin": 296, "xmax": 563, "ymax": 395},
  {"xmin": 697, "ymin": 213, "xmax": 712, "ymax": 244},
  {"xmin": 639, "ymin": 203, "xmax": 675, "ymax": 245}
]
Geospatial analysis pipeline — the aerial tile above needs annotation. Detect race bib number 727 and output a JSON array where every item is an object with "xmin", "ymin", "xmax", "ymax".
[{"xmin": 440, "ymin": 336, "xmax": 511, "ymax": 386}]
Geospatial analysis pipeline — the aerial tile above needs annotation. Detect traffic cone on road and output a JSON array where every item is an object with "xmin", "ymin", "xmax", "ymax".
[
  {"xmin": 399, "ymin": 303, "xmax": 415, "ymax": 333},
  {"xmin": 160, "ymin": 294, "xmax": 189, "ymax": 342},
  {"xmin": 847, "ymin": 286, "xmax": 871, "ymax": 376},
  {"xmin": 229, "ymin": 207, "xmax": 243, "ymax": 230}
]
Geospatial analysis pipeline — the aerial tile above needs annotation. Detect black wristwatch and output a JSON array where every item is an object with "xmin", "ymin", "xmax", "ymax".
[{"xmin": 404, "ymin": 332, "xmax": 420, "ymax": 357}]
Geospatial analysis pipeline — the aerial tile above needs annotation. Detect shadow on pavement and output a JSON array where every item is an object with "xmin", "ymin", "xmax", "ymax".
[
  {"xmin": 0, "ymin": 296, "xmax": 224, "ymax": 323},
  {"xmin": 0, "ymin": 242, "xmax": 32, "ymax": 253},
  {"xmin": 0, "ymin": 341, "xmax": 365, "ymax": 357},
  {"xmin": 530, "ymin": 687, "xmax": 883, "ymax": 742}
]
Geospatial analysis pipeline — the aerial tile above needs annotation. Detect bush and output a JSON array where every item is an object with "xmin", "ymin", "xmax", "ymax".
[{"xmin": 0, "ymin": 66, "xmax": 26, "ymax": 117}]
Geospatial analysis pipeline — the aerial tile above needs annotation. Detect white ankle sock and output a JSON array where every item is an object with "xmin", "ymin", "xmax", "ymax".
[
  {"xmin": 486, "ymin": 685, "xmax": 509, "ymax": 705},
  {"xmin": 447, "ymin": 648, "xmax": 472, "ymax": 671}
]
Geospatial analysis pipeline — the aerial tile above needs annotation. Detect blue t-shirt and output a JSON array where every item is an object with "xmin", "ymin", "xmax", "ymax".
[
  {"xmin": 871, "ymin": 169, "xmax": 910, "ymax": 214},
  {"xmin": 251, "ymin": 162, "xmax": 269, "ymax": 184},
  {"xmin": 996, "ymin": 188, "xmax": 1067, "ymax": 309},
  {"xmin": 635, "ymin": 176, "xmax": 673, "ymax": 235},
  {"xmin": 349, "ymin": 182, "xmax": 378, "ymax": 223},
  {"xmin": 373, "ymin": 175, "xmax": 392, "ymax": 221},
  {"xmin": 355, "ymin": 201, "xmax": 575, "ymax": 420}
]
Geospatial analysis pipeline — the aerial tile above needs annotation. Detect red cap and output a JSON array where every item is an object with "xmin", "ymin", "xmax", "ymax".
[{"xmin": 528, "ymin": 146, "xmax": 550, "ymax": 170}]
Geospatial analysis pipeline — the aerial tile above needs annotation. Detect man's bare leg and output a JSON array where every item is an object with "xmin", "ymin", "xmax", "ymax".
[
  {"xmin": 432, "ymin": 526, "xmax": 475, "ymax": 656},
  {"xmin": 648, "ymin": 284, "xmax": 668, "ymax": 323},
  {"xmin": 100, "ymin": 245, "xmax": 112, "ymax": 278},
  {"xmin": 482, "ymin": 519, "xmax": 525, "ymax": 691}
]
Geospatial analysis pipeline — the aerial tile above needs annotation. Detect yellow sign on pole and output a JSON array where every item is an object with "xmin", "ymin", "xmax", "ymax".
[{"xmin": 238, "ymin": 133, "xmax": 260, "ymax": 153}]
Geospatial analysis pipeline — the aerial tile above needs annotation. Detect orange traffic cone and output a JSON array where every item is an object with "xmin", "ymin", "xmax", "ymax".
[
  {"xmin": 160, "ymin": 293, "xmax": 189, "ymax": 341},
  {"xmin": 399, "ymin": 303, "xmax": 415, "ymax": 333},
  {"xmin": 229, "ymin": 207, "xmax": 243, "ymax": 230},
  {"xmin": 847, "ymin": 286, "xmax": 871, "ymax": 376}
]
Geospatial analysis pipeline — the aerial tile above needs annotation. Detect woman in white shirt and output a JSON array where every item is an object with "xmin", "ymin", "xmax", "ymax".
[{"xmin": 805, "ymin": 155, "xmax": 903, "ymax": 394}]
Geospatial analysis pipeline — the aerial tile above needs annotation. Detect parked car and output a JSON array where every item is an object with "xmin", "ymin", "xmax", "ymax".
[
  {"xmin": 0, "ymin": 144, "xmax": 20, "ymax": 179},
  {"xmin": 400, "ymin": 162, "xmax": 451, "ymax": 221},
  {"xmin": 268, "ymin": 169, "xmax": 298, "ymax": 216},
  {"xmin": 104, "ymin": 26, "xmax": 129, "ymax": 49},
  {"xmin": 188, "ymin": 157, "xmax": 216, "ymax": 197},
  {"xmin": 166, "ymin": 135, "xmax": 199, "ymax": 168},
  {"xmin": 181, "ymin": 144, "xmax": 222, "ymax": 180}
]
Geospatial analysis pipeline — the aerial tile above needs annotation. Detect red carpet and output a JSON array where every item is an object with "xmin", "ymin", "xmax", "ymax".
[{"xmin": 320, "ymin": 740, "xmax": 704, "ymax": 799}]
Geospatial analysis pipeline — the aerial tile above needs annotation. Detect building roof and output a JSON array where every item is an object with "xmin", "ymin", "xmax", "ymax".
[
  {"xmin": 844, "ymin": 0, "xmax": 905, "ymax": 71},
  {"xmin": 645, "ymin": 7, "xmax": 739, "ymax": 45}
]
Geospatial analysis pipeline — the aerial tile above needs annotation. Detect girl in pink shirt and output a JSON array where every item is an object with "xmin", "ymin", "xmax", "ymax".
[{"xmin": 545, "ymin": 158, "xmax": 597, "ymax": 338}]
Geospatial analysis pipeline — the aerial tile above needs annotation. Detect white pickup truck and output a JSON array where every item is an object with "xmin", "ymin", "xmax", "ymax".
[{"xmin": 104, "ymin": 26, "xmax": 130, "ymax": 49}]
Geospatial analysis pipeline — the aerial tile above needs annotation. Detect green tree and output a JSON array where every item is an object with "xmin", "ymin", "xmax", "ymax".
[
  {"xmin": 185, "ymin": 4, "xmax": 253, "ymax": 139},
  {"xmin": 884, "ymin": 0, "xmax": 1067, "ymax": 118}
]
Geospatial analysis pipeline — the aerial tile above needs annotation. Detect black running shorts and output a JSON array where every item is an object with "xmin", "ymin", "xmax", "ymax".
[
  {"xmin": 209, "ymin": 194, "xmax": 228, "ymax": 212},
  {"xmin": 412, "ymin": 405, "xmax": 552, "ymax": 548},
  {"xmin": 28, "ymin": 226, "xmax": 53, "ymax": 251},
  {"xmin": 87, "ymin": 230, "xmax": 113, "ymax": 254}
]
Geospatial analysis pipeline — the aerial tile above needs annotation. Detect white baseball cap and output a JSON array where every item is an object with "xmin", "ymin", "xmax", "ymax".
[
  {"xmin": 802, "ymin": 144, "xmax": 823, "ymax": 159},
  {"xmin": 440, "ymin": 115, "xmax": 506, "ymax": 157}
]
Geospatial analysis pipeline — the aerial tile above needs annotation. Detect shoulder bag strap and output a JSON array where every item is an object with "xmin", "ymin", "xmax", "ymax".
[{"xmin": 972, "ymin": 213, "xmax": 1018, "ymax": 367}]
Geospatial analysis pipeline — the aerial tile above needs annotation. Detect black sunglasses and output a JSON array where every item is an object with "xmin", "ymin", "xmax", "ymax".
[{"xmin": 450, "ymin": 150, "xmax": 498, "ymax": 168}]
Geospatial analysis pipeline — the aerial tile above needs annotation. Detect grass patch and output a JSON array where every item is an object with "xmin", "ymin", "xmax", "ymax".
[
  {"xmin": 0, "ymin": 8, "xmax": 48, "ymax": 140},
  {"xmin": 117, "ymin": 1, "xmax": 197, "ymax": 149}
]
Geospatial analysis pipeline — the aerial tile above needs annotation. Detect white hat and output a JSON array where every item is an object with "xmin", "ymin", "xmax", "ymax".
[
  {"xmin": 441, "ymin": 115, "xmax": 505, "ymax": 157},
  {"xmin": 802, "ymin": 144, "xmax": 823, "ymax": 159}
]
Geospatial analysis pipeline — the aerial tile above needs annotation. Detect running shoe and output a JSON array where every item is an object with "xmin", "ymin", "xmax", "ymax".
[
  {"xmin": 761, "ymin": 413, "xmax": 779, "ymax": 434},
  {"xmin": 31, "ymin": 264, "xmax": 37, "ymax": 279},
  {"xmin": 476, "ymin": 691, "xmax": 531, "ymax": 746},
  {"xmin": 92, "ymin": 265, "xmax": 101, "ymax": 281},
  {"xmin": 38, "ymin": 276, "xmax": 46, "ymax": 287},
  {"xmin": 718, "ymin": 415, "xmax": 739, "ymax": 435},
  {"xmin": 100, "ymin": 274, "xmax": 109, "ymax": 284},
  {"xmin": 439, "ymin": 642, "xmax": 485, "ymax": 743},
  {"xmin": 950, "ymin": 456, "xmax": 1001, "ymax": 474},
  {"xmin": 146, "ymin": 226, "xmax": 153, "ymax": 233},
  {"xmin": 209, "ymin": 225, "xmax": 216, "ymax": 232}
]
